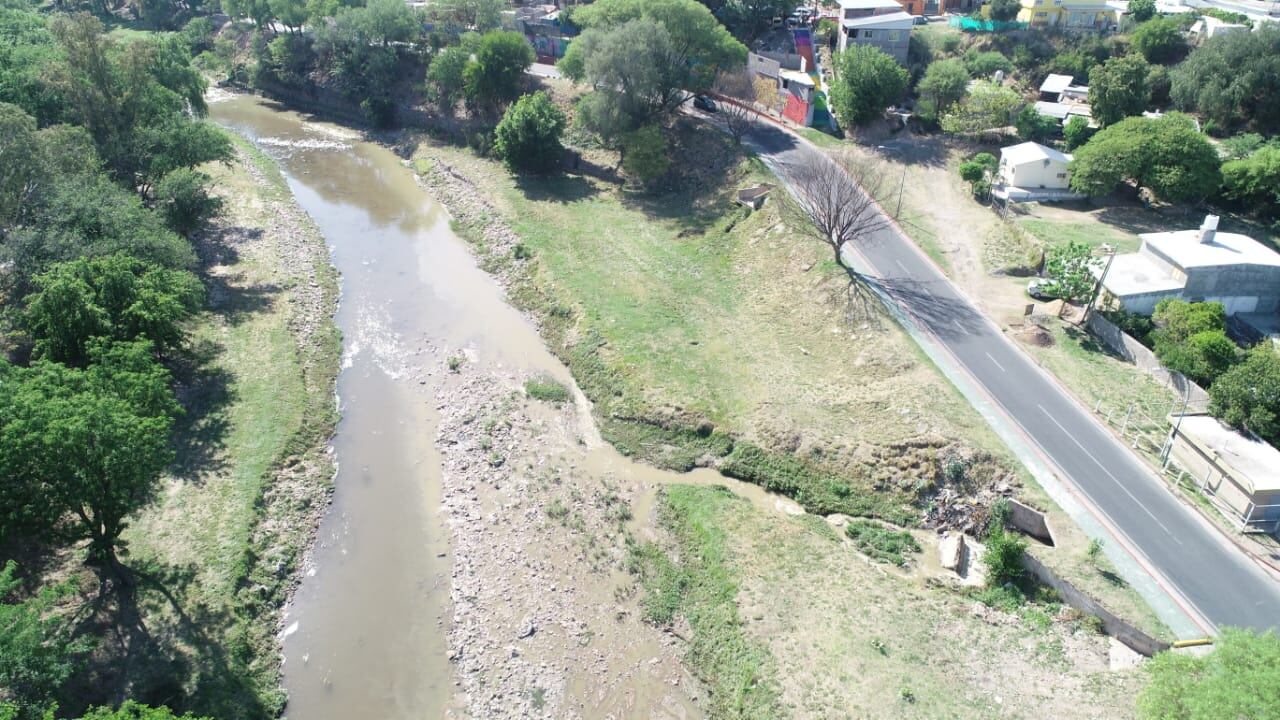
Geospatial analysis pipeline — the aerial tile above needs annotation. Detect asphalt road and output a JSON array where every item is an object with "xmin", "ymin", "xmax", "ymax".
[{"xmin": 740, "ymin": 121, "xmax": 1280, "ymax": 633}]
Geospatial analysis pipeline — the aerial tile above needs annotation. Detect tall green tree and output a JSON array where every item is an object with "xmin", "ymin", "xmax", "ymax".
[
  {"xmin": 1131, "ymin": 16, "xmax": 1188, "ymax": 63},
  {"xmin": 916, "ymin": 59, "xmax": 969, "ymax": 120},
  {"xmin": 1170, "ymin": 26, "xmax": 1280, "ymax": 134},
  {"xmin": 0, "ymin": 340, "xmax": 179, "ymax": 567},
  {"xmin": 1088, "ymin": 54, "xmax": 1152, "ymax": 127},
  {"xmin": 494, "ymin": 91, "xmax": 567, "ymax": 174},
  {"xmin": 462, "ymin": 30, "xmax": 534, "ymax": 115},
  {"xmin": 1063, "ymin": 115, "xmax": 1095, "ymax": 149},
  {"xmin": 559, "ymin": 0, "xmax": 747, "ymax": 110},
  {"xmin": 426, "ymin": 34, "xmax": 479, "ymax": 112},
  {"xmin": 1128, "ymin": 0, "xmax": 1155, "ymax": 22},
  {"xmin": 25, "ymin": 254, "xmax": 204, "ymax": 365},
  {"xmin": 987, "ymin": 0, "xmax": 1019, "ymax": 21},
  {"xmin": 829, "ymin": 45, "xmax": 908, "ymax": 127},
  {"xmin": 1138, "ymin": 628, "xmax": 1280, "ymax": 720},
  {"xmin": 715, "ymin": 0, "xmax": 796, "ymax": 45},
  {"xmin": 1069, "ymin": 114, "xmax": 1221, "ymax": 202}
]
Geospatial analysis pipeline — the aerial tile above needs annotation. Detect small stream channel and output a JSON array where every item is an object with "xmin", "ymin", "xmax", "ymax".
[{"xmin": 209, "ymin": 93, "xmax": 801, "ymax": 719}]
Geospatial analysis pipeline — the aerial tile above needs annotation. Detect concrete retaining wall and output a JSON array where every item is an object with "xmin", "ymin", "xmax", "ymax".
[
  {"xmin": 1085, "ymin": 313, "xmax": 1210, "ymax": 407},
  {"xmin": 1020, "ymin": 553, "xmax": 1171, "ymax": 657},
  {"xmin": 1007, "ymin": 499, "xmax": 1054, "ymax": 545}
]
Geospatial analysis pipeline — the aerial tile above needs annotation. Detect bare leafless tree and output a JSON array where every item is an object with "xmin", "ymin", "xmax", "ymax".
[
  {"xmin": 789, "ymin": 151, "xmax": 893, "ymax": 275},
  {"xmin": 714, "ymin": 70, "xmax": 759, "ymax": 144}
]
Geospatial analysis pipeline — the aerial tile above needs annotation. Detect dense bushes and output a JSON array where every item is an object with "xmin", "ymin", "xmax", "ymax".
[
  {"xmin": 1149, "ymin": 300, "xmax": 1238, "ymax": 386},
  {"xmin": 494, "ymin": 91, "xmax": 566, "ymax": 173},
  {"xmin": 1170, "ymin": 26, "xmax": 1280, "ymax": 134},
  {"xmin": 1209, "ymin": 345, "xmax": 1280, "ymax": 444},
  {"xmin": 828, "ymin": 44, "xmax": 909, "ymax": 127},
  {"xmin": 1138, "ymin": 628, "xmax": 1280, "ymax": 720},
  {"xmin": 844, "ymin": 520, "xmax": 921, "ymax": 566}
]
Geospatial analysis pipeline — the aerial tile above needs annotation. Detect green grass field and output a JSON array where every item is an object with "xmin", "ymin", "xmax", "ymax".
[{"xmin": 418, "ymin": 129, "xmax": 1002, "ymax": 524}]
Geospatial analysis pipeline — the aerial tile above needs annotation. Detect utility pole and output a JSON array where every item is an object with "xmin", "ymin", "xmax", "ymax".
[
  {"xmin": 1083, "ymin": 244, "xmax": 1116, "ymax": 324},
  {"xmin": 877, "ymin": 145, "xmax": 907, "ymax": 218}
]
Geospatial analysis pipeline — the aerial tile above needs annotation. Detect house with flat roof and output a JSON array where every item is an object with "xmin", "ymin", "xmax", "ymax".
[
  {"xmin": 1018, "ymin": 0, "xmax": 1118, "ymax": 28},
  {"xmin": 1189, "ymin": 15, "xmax": 1249, "ymax": 40},
  {"xmin": 1168, "ymin": 413, "xmax": 1280, "ymax": 532},
  {"xmin": 1096, "ymin": 215, "xmax": 1280, "ymax": 316},
  {"xmin": 837, "ymin": 0, "xmax": 912, "ymax": 64}
]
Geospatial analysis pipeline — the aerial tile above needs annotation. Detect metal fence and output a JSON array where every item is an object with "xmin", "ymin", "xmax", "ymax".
[{"xmin": 1093, "ymin": 399, "xmax": 1280, "ymax": 534}]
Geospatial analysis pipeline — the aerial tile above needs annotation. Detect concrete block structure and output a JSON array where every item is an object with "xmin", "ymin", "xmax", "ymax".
[
  {"xmin": 1097, "ymin": 216, "xmax": 1280, "ymax": 316},
  {"xmin": 837, "ymin": 0, "xmax": 913, "ymax": 64},
  {"xmin": 1168, "ymin": 414, "xmax": 1280, "ymax": 532}
]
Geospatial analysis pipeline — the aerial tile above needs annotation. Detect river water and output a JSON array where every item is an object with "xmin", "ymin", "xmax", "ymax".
[{"xmin": 209, "ymin": 93, "xmax": 800, "ymax": 720}]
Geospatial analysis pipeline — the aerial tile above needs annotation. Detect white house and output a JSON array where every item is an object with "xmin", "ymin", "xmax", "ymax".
[
  {"xmin": 1096, "ymin": 215, "xmax": 1280, "ymax": 316},
  {"xmin": 995, "ymin": 142, "xmax": 1078, "ymax": 200}
]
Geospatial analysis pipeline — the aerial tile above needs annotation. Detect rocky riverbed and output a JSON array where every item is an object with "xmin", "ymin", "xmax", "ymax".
[{"xmin": 434, "ymin": 364, "xmax": 704, "ymax": 719}]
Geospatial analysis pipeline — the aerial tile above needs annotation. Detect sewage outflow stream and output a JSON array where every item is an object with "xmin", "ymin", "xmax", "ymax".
[{"xmin": 210, "ymin": 93, "xmax": 797, "ymax": 720}]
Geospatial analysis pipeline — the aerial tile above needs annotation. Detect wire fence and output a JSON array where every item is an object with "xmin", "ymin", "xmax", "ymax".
[{"xmin": 1093, "ymin": 399, "xmax": 1280, "ymax": 534}]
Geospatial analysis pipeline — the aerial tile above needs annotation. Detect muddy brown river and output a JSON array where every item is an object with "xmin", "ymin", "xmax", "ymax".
[{"xmin": 210, "ymin": 93, "xmax": 799, "ymax": 720}]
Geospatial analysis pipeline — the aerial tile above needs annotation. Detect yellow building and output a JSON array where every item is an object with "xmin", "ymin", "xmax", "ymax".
[{"xmin": 1017, "ymin": 0, "xmax": 1118, "ymax": 29}]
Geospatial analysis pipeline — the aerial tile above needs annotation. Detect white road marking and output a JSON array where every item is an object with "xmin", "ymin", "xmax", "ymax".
[
  {"xmin": 953, "ymin": 319, "xmax": 965, "ymax": 333},
  {"xmin": 1037, "ymin": 405, "xmax": 1182, "ymax": 544},
  {"xmin": 896, "ymin": 259, "xmax": 909, "ymax": 274},
  {"xmin": 985, "ymin": 352, "xmax": 1006, "ymax": 372}
]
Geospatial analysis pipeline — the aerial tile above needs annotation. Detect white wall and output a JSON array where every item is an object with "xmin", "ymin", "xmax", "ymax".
[{"xmin": 1005, "ymin": 158, "xmax": 1071, "ymax": 189}]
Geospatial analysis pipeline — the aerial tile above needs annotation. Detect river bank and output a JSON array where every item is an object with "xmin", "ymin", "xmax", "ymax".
[{"xmin": 97, "ymin": 133, "xmax": 340, "ymax": 715}]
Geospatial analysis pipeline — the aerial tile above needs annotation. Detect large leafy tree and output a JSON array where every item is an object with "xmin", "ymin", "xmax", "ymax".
[
  {"xmin": 916, "ymin": 59, "xmax": 969, "ymax": 121},
  {"xmin": 494, "ymin": 91, "xmax": 567, "ymax": 174},
  {"xmin": 1068, "ymin": 114, "xmax": 1221, "ymax": 202},
  {"xmin": 25, "ymin": 253, "xmax": 204, "ymax": 366},
  {"xmin": 1171, "ymin": 26, "xmax": 1280, "ymax": 134},
  {"xmin": 828, "ymin": 45, "xmax": 908, "ymax": 127},
  {"xmin": 45, "ymin": 17, "xmax": 226, "ymax": 189},
  {"xmin": 1130, "ymin": 16, "xmax": 1188, "ymax": 64},
  {"xmin": 1209, "ymin": 346, "xmax": 1280, "ymax": 443},
  {"xmin": 0, "ymin": 340, "xmax": 179, "ymax": 567},
  {"xmin": 1088, "ymin": 54, "xmax": 1152, "ymax": 127},
  {"xmin": 1221, "ymin": 144, "xmax": 1280, "ymax": 213},
  {"xmin": 1138, "ymin": 628, "xmax": 1280, "ymax": 720},
  {"xmin": 559, "ymin": 0, "xmax": 746, "ymax": 134},
  {"xmin": 462, "ymin": 30, "xmax": 534, "ymax": 115},
  {"xmin": 315, "ymin": 0, "xmax": 420, "ymax": 125}
]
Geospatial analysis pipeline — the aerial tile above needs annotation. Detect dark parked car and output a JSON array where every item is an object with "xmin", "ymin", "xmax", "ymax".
[{"xmin": 693, "ymin": 95, "xmax": 718, "ymax": 112}]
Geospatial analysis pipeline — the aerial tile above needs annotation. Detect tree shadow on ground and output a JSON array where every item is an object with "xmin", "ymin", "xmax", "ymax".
[
  {"xmin": 167, "ymin": 337, "xmax": 235, "ymax": 482},
  {"xmin": 619, "ymin": 119, "xmax": 748, "ymax": 234},
  {"xmin": 514, "ymin": 172, "xmax": 600, "ymax": 204},
  {"xmin": 62, "ymin": 559, "xmax": 273, "ymax": 719},
  {"xmin": 865, "ymin": 273, "xmax": 988, "ymax": 341},
  {"xmin": 195, "ymin": 223, "xmax": 278, "ymax": 326}
]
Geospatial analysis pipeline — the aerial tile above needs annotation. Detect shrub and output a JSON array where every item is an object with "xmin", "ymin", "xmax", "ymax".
[
  {"xmin": 844, "ymin": 520, "xmax": 922, "ymax": 566},
  {"xmin": 962, "ymin": 49, "xmax": 1012, "ymax": 78},
  {"xmin": 983, "ymin": 518, "xmax": 1026, "ymax": 587},
  {"xmin": 524, "ymin": 374, "xmax": 571, "ymax": 403},
  {"xmin": 155, "ymin": 168, "xmax": 223, "ymax": 236},
  {"xmin": 494, "ymin": 91, "xmax": 567, "ymax": 174},
  {"xmin": 1131, "ymin": 17, "xmax": 1188, "ymax": 64},
  {"xmin": 1015, "ymin": 105, "xmax": 1060, "ymax": 141},
  {"xmin": 1063, "ymin": 115, "xmax": 1096, "ymax": 150},
  {"xmin": 1138, "ymin": 628, "xmax": 1280, "ymax": 720},
  {"xmin": 1150, "ymin": 300, "xmax": 1238, "ymax": 384},
  {"xmin": 1129, "ymin": 0, "xmax": 1155, "ymax": 22},
  {"xmin": 621, "ymin": 125, "xmax": 670, "ymax": 186}
]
